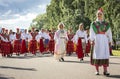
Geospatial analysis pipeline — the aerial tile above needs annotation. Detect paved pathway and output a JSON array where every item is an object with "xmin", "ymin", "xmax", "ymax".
[{"xmin": 0, "ymin": 54, "xmax": 120, "ymax": 79}]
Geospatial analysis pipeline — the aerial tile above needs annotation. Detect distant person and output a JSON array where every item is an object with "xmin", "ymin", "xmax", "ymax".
[
  {"xmin": 75, "ymin": 23, "xmax": 87, "ymax": 62},
  {"xmin": 29, "ymin": 27, "xmax": 37, "ymax": 55},
  {"xmin": 13, "ymin": 28, "xmax": 21, "ymax": 56},
  {"xmin": 85, "ymin": 29, "xmax": 91, "ymax": 56},
  {"xmin": 90, "ymin": 8, "xmax": 112, "ymax": 76},
  {"xmin": 21, "ymin": 29, "xmax": 28, "ymax": 56},
  {"xmin": 49, "ymin": 28, "xmax": 55, "ymax": 54},
  {"xmin": 66, "ymin": 28, "xmax": 74, "ymax": 56}
]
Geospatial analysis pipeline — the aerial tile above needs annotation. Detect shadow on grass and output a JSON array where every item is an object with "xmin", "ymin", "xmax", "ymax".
[{"xmin": 0, "ymin": 66, "xmax": 37, "ymax": 71}]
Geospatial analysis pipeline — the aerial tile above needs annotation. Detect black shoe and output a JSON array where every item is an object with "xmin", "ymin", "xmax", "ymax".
[
  {"xmin": 103, "ymin": 72, "xmax": 110, "ymax": 76},
  {"xmin": 24, "ymin": 54, "xmax": 27, "ymax": 56},
  {"xmin": 68, "ymin": 53, "xmax": 71, "ymax": 56},
  {"xmin": 17, "ymin": 53, "xmax": 20, "ymax": 56},
  {"xmin": 80, "ymin": 58, "xmax": 84, "ymax": 62},
  {"xmin": 59, "ymin": 59, "xmax": 61, "ymax": 62},
  {"xmin": 61, "ymin": 58, "xmax": 64, "ymax": 61}
]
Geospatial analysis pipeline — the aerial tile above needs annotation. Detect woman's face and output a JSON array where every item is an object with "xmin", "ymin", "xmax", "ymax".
[
  {"xmin": 97, "ymin": 12, "xmax": 103, "ymax": 20},
  {"xmin": 79, "ymin": 25, "xmax": 84, "ymax": 30},
  {"xmin": 59, "ymin": 24, "xmax": 64, "ymax": 29}
]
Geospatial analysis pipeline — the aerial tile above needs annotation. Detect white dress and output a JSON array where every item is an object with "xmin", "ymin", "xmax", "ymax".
[
  {"xmin": 54, "ymin": 30, "xmax": 68, "ymax": 60},
  {"xmin": 90, "ymin": 22, "xmax": 112, "ymax": 59}
]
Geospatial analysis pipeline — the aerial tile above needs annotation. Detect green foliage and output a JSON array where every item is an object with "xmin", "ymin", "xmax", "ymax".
[{"xmin": 30, "ymin": 0, "xmax": 120, "ymax": 39}]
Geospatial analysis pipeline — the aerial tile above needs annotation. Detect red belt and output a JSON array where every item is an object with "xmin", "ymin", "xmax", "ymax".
[{"xmin": 98, "ymin": 32, "xmax": 105, "ymax": 34}]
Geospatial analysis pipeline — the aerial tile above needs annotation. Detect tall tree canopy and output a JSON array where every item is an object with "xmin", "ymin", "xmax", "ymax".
[{"xmin": 31, "ymin": 0, "xmax": 120, "ymax": 39}]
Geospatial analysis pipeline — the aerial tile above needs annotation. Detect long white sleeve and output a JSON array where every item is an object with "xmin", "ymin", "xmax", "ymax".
[
  {"xmin": 106, "ymin": 28, "xmax": 112, "ymax": 43},
  {"xmin": 54, "ymin": 30, "xmax": 59, "ymax": 41},
  {"xmin": 90, "ymin": 26, "xmax": 96, "ymax": 42}
]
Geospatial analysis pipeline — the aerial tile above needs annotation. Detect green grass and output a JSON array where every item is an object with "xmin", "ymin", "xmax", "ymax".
[{"xmin": 112, "ymin": 50, "xmax": 120, "ymax": 56}]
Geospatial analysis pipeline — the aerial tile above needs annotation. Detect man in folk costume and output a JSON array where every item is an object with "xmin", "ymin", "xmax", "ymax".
[
  {"xmin": 49, "ymin": 28, "xmax": 55, "ymax": 54},
  {"xmin": 21, "ymin": 29, "xmax": 28, "ymax": 55},
  {"xmin": 85, "ymin": 29, "xmax": 91, "ymax": 57},
  {"xmin": 75, "ymin": 23, "xmax": 87, "ymax": 62},
  {"xmin": 90, "ymin": 8, "xmax": 112, "ymax": 76},
  {"xmin": 13, "ymin": 28, "xmax": 21, "ymax": 56},
  {"xmin": 54, "ymin": 23, "xmax": 68, "ymax": 61},
  {"xmin": 39, "ymin": 28, "xmax": 45, "ymax": 54},
  {"xmin": 29, "ymin": 27, "xmax": 37, "ymax": 55},
  {"xmin": 66, "ymin": 28, "xmax": 74, "ymax": 56}
]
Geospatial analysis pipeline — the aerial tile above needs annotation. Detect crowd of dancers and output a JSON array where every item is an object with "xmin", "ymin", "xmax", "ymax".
[{"xmin": 0, "ymin": 23, "xmax": 90, "ymax": 61}]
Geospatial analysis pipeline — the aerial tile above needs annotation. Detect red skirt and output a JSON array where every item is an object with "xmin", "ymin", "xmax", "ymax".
[
  {"xmin": 39, "ymin": 39, "xmax": 45, "ymax": 53},
  {"xmin": 66, "ymin": 40, "xmax": 74, "ymax": 53},
  {"xmin": 0, "ymin": 41, "xmax": 5, "ymax": 54},
  {"xmin": 29, "ymin": 40, "xmax": 37, "ymax": 52},
  {"xmin": 0, "ymin": 41, "xmax": 2, "ymax": 54},
  {"xmin": 13, "ymin": 40, "xmax": 21, "ymax": 53},
  {"xmin": 4, "ymin": 42, "xmax": 11, "ymax": 55},
  {"xmin": 21, "ymin": 40, "xmax": 28, "ymax": 54},
  {"xmin": 85, "ymin": 40, "xmax": 91, "ymax": 53},
  {"xmin": 76, "ymin": 38, "xmax": 84, "ymax": 59},
  {"xmin": 10, "ymin": 43, "xmax": 13, "ymax": 54},
  {"xmin": 49, "ymin": 40, "xmax": 55, "ymax": 52}
]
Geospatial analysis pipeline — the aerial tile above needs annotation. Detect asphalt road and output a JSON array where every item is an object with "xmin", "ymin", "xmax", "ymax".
[{"xmin": 0, "ymin": 53, "xmax": 120, "ymax": 79}]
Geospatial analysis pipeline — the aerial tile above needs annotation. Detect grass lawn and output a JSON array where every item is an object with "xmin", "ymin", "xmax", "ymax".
[{"xmin": 112, "ymin": 50, "xmax": 120, "ymax": 56}]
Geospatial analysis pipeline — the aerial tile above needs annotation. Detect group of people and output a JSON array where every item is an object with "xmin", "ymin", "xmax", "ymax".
[
  {"xmin": 0, "ymin": 23, "xmax": 91, "ymax": 58},
  {"xmin": 0, "ymin": 27, "xmax": 55, "ymax": 57},
  {"xmin": 0, "ymin": 8, "xmax": 112, "ymax": 76}
]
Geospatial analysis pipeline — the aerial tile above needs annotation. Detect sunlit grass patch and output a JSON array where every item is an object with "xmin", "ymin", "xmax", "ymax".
[{"xmin": 112, "ymin": 50, "xmax": 120, "ymax": 56}]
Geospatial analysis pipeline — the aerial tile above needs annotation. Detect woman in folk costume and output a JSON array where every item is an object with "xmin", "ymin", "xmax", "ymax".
[
  {"xmin": 39, "ymin": 28, "xmax": 45, "ymax": 54},
  {"xmin": 4, "ymin": 29, "xmax": 12, "ymax": 57},
  {"xmin": 85, "ymin": 29, "xmax": 91, "ymax": 56},
  {"xmin": 49, "ymin": 28, "xmax": 55, "ymax": 54},
  {"xmin": 75, "ymin": 23, "xmax": 87, "ymax": 62},
  {"xmin": 1, "ymin": 28, "xmax": 9, "ymax": 57},
  {"xmin": 54, "ymin": 23, "xmax": 68, "ymax": 61},
  {"xmin": 29, "ymin": 27, "xmax": 37, "ymax": 55},
  {"xmin": 44, "ymin": 29, "xmax": 50, "ymax": 53},
  {"xmin": 0, "ymin": 36, "xmax": 2, "ymax": 54},
  {"xmin": 0, "ymin": 28, "xmax": 2, "ymax": 54},
  {"xmin": 35, "ymin": 29, "xmax": 41, "ymax": 52},
  {"xmin": 0, "ymin": 28, "xmax": 6, "ymax": 57},
  {"xmin": 90, "ymin": 8, "xmax": 112, "ymax": 76},
  {"xmin": 13, "ymin": 28, "xmax": 21, "ymax": 56},
  {"xmin": 66, "ymin": 28, "xmax": 74, "ymax": 56},
  {"xmin": 9, "ymin": 30, "xmax": 14, "ymax": 56},
  {"xmin": 21, "ymin": 29, "xmax": 28, "ymax": 55},
  {"xmin": 27, "ymin": 30, "xmax": 32, "ymax": 53}
]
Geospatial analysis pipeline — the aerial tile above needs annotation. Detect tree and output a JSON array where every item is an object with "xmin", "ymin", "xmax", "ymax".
[{"xmin": 31, "ymin": 0, "xmax": 120, "ymax": 39}]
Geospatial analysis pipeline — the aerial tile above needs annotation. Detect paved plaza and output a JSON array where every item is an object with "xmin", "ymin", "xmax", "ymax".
[{"xmin": 0, "ymin": 53, "xmax": 120, "ymax": 79}]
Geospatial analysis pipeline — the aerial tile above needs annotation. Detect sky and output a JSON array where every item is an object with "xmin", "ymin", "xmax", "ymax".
[{"xmin": 0, "ymin": 0, "xmax": 51, "ymax": 31}]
